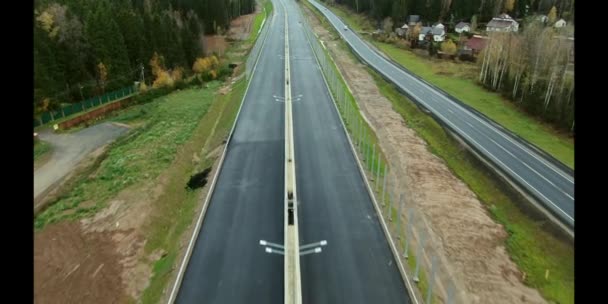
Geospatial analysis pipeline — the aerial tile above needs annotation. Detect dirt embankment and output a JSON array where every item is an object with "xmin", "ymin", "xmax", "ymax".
[
  {"xmin": 204, "ymin": 10, "xmax": 257, "ymax": 57},
  {"xmin": 302, "ymin": 4, "xmax": 546, "ymax": 304}
]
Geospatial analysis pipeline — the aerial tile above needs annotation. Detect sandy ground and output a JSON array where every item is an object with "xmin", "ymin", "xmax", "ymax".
[
  {"xmin": 302, "ymin": 4, "xmax": 546, "ymax": 304},
  {"xmin": 34, "ymin": 122, "xmax": 129, "ymax": 206},
  {"xmin": 34, "ymin": 222, "xmax": 130, "ymax": 304},
  {"xmin": 227, "ymin": 12, "xmax": 256, "ymax": 41},
  {"xmin": 204, "ymin": 12, "xmax": 255, "ymax": 56},
  {"xmin": 203, "ymin": 35, "xmax": 229, "ymax": 57}
]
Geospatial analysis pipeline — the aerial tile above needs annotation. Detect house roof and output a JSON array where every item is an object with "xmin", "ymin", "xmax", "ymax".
[
  {"xmin": 465, "ymin": 36, "xmax": 488, "ymax": 51},
  {"xmin": 487, "ymin": 19, "xmax": 517, "ymax": 29},
  {"xmin": 455, "ymin": 22, "xmax": 470, "ymax": 29},
  {"xmin": 408, "ymin": 15, "xmax": 420, "ymax": 23},
  {"xmin": 432, "ymin": 27, "xmax": 445, "ymax": 36},
  {"xmin": 401, "ymin": 24, "xmax": 409, "ymax": 29},
  {"xmin": 420, "ymin": 25, "xmax": 445, "ymax": 36},
  {"xmin": 433, "ymin": 22, "xmax": 444, "ymax": 28},
  {"xmin": 553, "ymin": 35, "xmax": 574, "ymax": 41}
]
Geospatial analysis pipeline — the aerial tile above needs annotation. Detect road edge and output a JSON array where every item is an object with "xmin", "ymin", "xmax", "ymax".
[
  {"xmin": 298, "ymin": 3, "xmax": 422, "ymax": 303},
  {"xmin": 165, "ymin": 9, "xmax": 275, "ymax": 303}
]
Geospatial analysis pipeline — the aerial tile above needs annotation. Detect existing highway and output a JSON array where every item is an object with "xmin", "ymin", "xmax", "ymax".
[{"xmin": 308, "ymin": 0, "xmax": 575, "ymax": 231}]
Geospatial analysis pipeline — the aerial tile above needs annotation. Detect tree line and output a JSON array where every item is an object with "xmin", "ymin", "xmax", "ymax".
[
  {"xmin": 324, "ymin": 0, "xmax": 574, "ymax": 27},
  {"xmin": 34, "ymin": 0, "xmax": 256, "ymax": 115},
  {"xmin": 479, "ymin": 23, "xmax": 574, "ymax": 132}
]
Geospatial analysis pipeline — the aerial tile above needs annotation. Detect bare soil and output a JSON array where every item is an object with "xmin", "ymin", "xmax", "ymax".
[
  {"xmin": 204, "ymin": 10, "xmax": 256, "ymax": 57},
  {"xmin": 34, "ymin": 222, "xmax": 130, "ymax": 304},
  {"xmin": 302, "ymin": 4, "xmax": 546, "ymax": 304},
  {"xmin": 227, "ymin": 12, "xmax": 256, "ymax": 41},
  {"xmin": 203, "ymin": 35, "xmax": 229, "ymax": 57}
]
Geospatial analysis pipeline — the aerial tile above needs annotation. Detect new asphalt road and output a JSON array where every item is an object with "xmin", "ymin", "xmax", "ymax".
[
  {"xmin": 308, "ymin": 0, "xmax": 574, "ymax": 230},
  {"xmin": 174, "ymin": 0, "xmax": 412, "ymax": 302},
  {"xmin": 284, "ymin": 0, "xmax": 411, "ymax": 302},
  {"xmin": 175, "ymin": 5, "xmax": 285, "ymax": 303}
]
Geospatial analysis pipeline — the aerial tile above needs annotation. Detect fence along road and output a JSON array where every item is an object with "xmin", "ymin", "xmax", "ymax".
[{"xmin": 308, "ymin": 0, "xmax": 574, "ymax": 234}]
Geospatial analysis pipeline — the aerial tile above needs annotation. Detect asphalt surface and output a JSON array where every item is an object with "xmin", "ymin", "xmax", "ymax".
[
  {"xmin": 34, "ymin": 122, "xmax": 129, "ymax": 202},
  {"xmin": 175, "ymin": 0, "xmax": 411, "ymax": 302},
  {"xmin": 174, "ymin": 6, "xmax": 285, "ymax": 303},
  {"xmin": 284, "ymin": 0, "xmax": 411, "ymax": 302},
  {"xmin": 308, "ymin": 0, "xmax": 574, "ymax": 229}
]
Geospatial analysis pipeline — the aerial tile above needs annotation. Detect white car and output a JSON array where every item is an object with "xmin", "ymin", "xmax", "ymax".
[{"xmin": 344, "ymin": 25, "xmax": 348, "ymax": 31}]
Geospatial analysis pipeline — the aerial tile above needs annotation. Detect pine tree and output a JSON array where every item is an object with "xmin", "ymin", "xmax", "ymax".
[
  {"xmin": 85, "ymin": 1, "xmax": 131, "ymax": 91},
  {"xmin": 115, "ymin": 8, "xmax": 146, "ymax": 70}
]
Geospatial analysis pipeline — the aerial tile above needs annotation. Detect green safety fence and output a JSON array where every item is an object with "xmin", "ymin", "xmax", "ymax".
[{"xmin": 34, "ymin": 85, "xmax": 138, "ymax": 128}]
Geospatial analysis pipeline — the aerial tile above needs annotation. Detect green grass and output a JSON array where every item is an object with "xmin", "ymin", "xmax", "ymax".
[
  {"xmin": 34, "ymin": 82, "xmax": 221, "ymax": 230},
  {"xmin": 34, "ymin": 139, "xmax": 51, "ymax": 161},
  {"xmin": 370, "ymin": 70, "xmax": 574, "ymax": 304},
  {"xmin": 140, "ymin": 76, "xmax": 248, "ymax": 304},
  {"xmin": 249, "ymin": 1, "xmax": 273, "ymax": 43},
  {"xmin": 141, "ymin": 252, "xmax": 177, "ymax": 304},
  {"xmin": 322, "ymin": 2, "xmax": 574, "ymax": 169}
]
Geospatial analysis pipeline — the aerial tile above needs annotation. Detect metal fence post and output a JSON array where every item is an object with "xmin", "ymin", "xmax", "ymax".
[
  {"xmin": 413, "ymin": 229, "xmax": 426, "ymax": 283},
  {"xmin": 381, "ymin": 165, "xmax": 388, "ymax": 207},
  {"xmin": 447, "ymin": 281, "xmax": 455, "ymax": 304},
  {"xmin": 365, "ymin": 129, "xmax": 369, "ymax": 162},
  {"xmin": 388, "ymin": 189, "xmax": 393, "ymax": 221},
  {"xmin": 345, "ymin": 93, "xmax": 349, "ymax": 125},
  {"xmin": 355, "ymin": 116, "xmax": 360, "ymax": 147},
  {"xmin": 371, "ymin": 144, "xmax": 375, "ymax": 172},
  {"xmin": 375, "ymin": 155, "xmax": 381, "ymax": 190},
  {"xmin": 426, "ymin": 255, "xmax": 437, "ymax": 304},
  {"xmin": 357, "ymin": 117, "xmax": 363, "ymax": 148},
  {"xmin": 343, "ymin": 87, "xmax": 347, "ymax": 111},
  {"xmin": 403, "ymin": 209, "xmax": 413, "ymax": 258},
  {"xmin": 397, "ymin": 193, "xmax": 403, "ymax": 228}
]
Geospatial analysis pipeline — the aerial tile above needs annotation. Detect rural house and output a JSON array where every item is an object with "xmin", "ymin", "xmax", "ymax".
[
  {"xmin": 396, "ymin": 24, "xmax": 409, "ymax": 37},
  {"xmin": 455, "ymin": 22, "xmax": 471, "ymax": 33},
  {"xmin": 486, "ymin": 14, "xmax": 519, "ymax": 32},
  {"xmin": 418, "ymin": 23, "xmax": 446, "ymax": 42},
  {"xmin": 554, "ymin": 18, "xmax": 567, "ymax": 28},
  {"xmin": 460, "ymin": 35, "xmax": 488, "ymax": 58}
]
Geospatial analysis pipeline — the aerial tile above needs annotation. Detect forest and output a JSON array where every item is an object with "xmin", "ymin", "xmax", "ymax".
[
  {"xmin": 325, "ymin": 0, "xmax": 574, "ymax": 26},
  {"xmin": 34, "ymin": 0, "xmax": 256, "ymax": 115}
]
